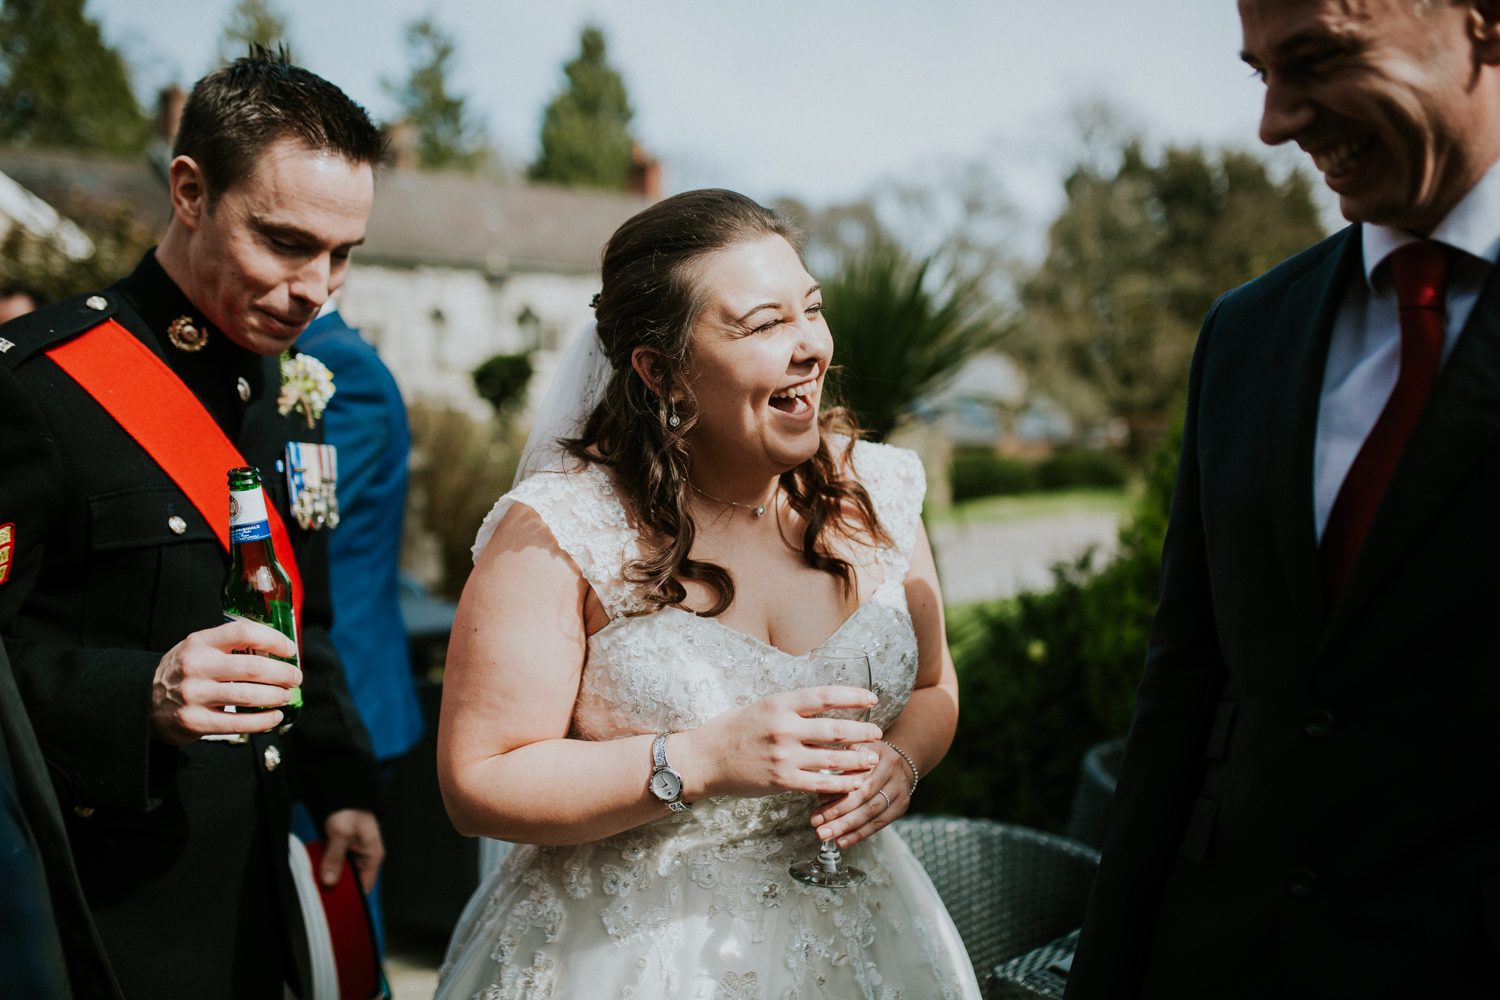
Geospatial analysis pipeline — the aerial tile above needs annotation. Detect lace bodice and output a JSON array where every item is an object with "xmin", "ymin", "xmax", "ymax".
[
  {"xmin": 441, "ymin": 441, "xmax": 981, "ymax": 1000},
  {"xmin": 497, "ymin": 439, "xmax": 926, "ymax": 740}
]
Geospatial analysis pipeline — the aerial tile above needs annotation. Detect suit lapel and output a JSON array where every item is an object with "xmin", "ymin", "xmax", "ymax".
[
  {"xmin": 1265, "ymin": 228, "xmax": 1362, "ymax": 642},
  {"xmin": 1324, "ymin": 260, "xmax": 1500, "ymax": 642}
]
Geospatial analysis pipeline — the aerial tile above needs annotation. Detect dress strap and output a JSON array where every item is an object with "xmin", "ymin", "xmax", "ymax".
[
  {"xmin": 850, "ymin": 440, "xmax": 927, "ymax": 582},
  {"xmin": 493, "ymin": 465, "xmax": 647, "ymax": 618}
]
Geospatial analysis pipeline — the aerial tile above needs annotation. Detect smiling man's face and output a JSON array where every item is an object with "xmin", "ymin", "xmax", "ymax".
[
  {"xmin": 1241, "ymin": 0, "xmax": 1500, "ymax": 234},
  {"xmin": 170, "ymin": 135, "xmax": 373, "ymax": 355}
]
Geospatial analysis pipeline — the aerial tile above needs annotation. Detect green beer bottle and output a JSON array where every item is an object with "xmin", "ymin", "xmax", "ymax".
[{"xmin": 222, "ymin": 466, "xmax": 302, "ymax": 730}]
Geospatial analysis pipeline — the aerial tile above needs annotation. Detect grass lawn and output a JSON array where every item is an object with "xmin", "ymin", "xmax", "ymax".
[{"xmin": 928, "ymin": 487, "xmax": 1135, "ymax": 527}]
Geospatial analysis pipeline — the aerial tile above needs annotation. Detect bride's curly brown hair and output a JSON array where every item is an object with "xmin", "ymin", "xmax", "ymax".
[{"xmin": 565, "ymin": 189, "xmax": 890, "ymax": 618}]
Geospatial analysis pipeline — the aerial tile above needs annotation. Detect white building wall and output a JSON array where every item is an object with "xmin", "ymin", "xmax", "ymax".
[{"xmin": 337, "ymin": 262, "xmax": 600, "ymax": 421}]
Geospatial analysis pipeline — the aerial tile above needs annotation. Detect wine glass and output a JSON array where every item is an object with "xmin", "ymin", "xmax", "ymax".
[{"xmin": 789, "ymin": 645, "xmax": 874, "ymax": 889}]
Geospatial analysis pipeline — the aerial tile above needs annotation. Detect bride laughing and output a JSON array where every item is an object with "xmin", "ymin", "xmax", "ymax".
[{"xmin": 434, "ymin": 189, "xmax": 981, "ymax": 1000}]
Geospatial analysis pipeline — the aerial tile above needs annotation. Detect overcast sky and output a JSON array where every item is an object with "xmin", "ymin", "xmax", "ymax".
[{"xmin": 92, "ymin": 1, "xmax": 1328, "ymax": 241}]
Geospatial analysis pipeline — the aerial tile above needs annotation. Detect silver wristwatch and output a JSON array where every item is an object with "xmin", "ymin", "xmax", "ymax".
[{"xmin": 649, "ymin": 734, "xmax": 689, "ymax": 813}]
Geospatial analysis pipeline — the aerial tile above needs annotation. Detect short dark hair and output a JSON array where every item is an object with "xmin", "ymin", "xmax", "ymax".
[{"xmin": 173, "ymin": 46, "xmax": 385, "ymax": 204}]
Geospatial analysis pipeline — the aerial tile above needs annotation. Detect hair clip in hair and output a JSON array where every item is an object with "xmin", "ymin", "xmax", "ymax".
[{"xmin": 590, "ymin": 293, "xmax": 601, "ymax": 308}]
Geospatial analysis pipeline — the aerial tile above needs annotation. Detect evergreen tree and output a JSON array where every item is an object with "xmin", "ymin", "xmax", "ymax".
[
  {"xmin": 0, "ymin": 0, "xmax": 151, "ymax": 155},
  {"xmin": 218, "ymin": 0, "xmax": 292, "ymax": 65},
  {"xmin": 529, "ymin": 26, "xmax": 634, "ymax": 190},
  {"xmin": 1018, "ymin": 142, "xmax": 1324, "ymax": 457},
  {"xmin": 386, "ymin": 17, "xmax": 489, "ymax": 172}
]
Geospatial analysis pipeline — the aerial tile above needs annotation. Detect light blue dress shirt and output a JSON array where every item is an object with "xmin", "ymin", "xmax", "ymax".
[{"xmin": 1314, "ymin": 158, "xmax": 1500, "ymax": 540}]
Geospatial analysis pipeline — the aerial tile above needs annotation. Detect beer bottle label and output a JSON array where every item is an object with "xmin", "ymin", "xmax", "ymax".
[{"xmin": 229, "ymin": 487, "xmax": 272, "ymax": 543}]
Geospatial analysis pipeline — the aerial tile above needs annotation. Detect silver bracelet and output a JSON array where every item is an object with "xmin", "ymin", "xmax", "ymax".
[{"xmin": 881, "ymin": 740, "xmax": 919, "ymax": 796}]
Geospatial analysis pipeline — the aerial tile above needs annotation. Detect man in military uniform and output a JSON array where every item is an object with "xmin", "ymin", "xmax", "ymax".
[{"xmin": 0, "ymin": 53, "xmax": 385, "ymax": 998}]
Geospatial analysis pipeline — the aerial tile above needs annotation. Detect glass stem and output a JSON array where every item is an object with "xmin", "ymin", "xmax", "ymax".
[{"xmin": 818, "ymin": 840, "xmax": 842, "ymax": 873}]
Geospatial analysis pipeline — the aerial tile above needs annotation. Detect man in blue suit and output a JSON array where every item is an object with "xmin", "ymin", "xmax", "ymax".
[
  {"xmin": 296, "ymin": 303, "xmax": 423, "ymax": 944},
  {"xmin": 297, "ymin": 304, "xmax": 423, "ymax": 765}
]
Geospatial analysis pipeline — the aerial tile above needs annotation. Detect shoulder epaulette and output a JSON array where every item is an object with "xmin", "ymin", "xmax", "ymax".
[{"xmin": 0, "ymin": 291, "xmax": 120, "ymax": 370}]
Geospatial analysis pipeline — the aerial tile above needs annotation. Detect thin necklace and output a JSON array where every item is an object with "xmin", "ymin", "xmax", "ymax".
[{"xmin": 690, "ymin": 480, "xmax": 777, "ymax": 518}]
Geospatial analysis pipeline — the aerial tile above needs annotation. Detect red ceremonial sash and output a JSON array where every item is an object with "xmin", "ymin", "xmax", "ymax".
[{"xmin": 46, "ymin": 319, "xmax": 305, "ymax": 627}]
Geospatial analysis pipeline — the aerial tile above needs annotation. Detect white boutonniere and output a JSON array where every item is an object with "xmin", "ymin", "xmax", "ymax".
[{"xmin": 278, "ymin": 351, "xmax": 335, "ymax": 427}]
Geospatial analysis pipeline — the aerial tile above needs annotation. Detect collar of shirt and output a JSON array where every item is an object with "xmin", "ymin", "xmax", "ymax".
[{"xmin": 1362, "ymin": 155, "xmax": 1500, "ymax": 284}]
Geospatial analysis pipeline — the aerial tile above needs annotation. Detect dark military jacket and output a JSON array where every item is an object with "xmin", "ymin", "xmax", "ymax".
[
  {"xmin": 0, "ymin": 252, "xmax": 380, "ymax": 1000},
  {"xmin": 0, "ymin": 638, "xmax": 123, "ymax": 1000}
]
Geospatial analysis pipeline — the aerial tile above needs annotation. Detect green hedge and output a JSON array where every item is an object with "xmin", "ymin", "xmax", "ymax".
[
  {"xmin": 950, "ymin": 450, "xmax": 1037, "ymax": 501},
  {"xmin": 1037, "ymin": 448, "xmax": 1129, "ymax": 490},
  {"xmin": 911, "ymin": 423, "xmax": 1181, "ymax": 832},
  {"xmin": 948, "ymin": 447, "xmax": 1129, "ymax": 504}
]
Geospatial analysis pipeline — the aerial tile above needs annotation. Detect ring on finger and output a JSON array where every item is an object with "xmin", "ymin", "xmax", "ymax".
[{"xmin": 876, "ymin": 789, "xmax": 892, "ymax": 810}]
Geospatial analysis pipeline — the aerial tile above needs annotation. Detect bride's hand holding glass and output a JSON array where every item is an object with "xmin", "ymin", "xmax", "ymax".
[
  {"xmin": 670, "ymin": 687, "xmax": 882, "ymax": 802},
  {"xmin": 810, "ymin": 741, "xmax": 912, "ymax": 850}
]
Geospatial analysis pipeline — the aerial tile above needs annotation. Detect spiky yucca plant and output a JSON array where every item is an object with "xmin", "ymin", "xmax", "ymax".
[{"xmin": 821, "ymin": 245, "xmax": 1011, "ymax": 441}]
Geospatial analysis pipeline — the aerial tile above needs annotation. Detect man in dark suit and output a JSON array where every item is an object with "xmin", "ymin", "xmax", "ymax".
[
  {"xmin": 0, "ymin": 53, "xmax": 384, "ymax": 998},
  {"xmin": 1067, "ymin": 1, "xmax": 1500, "ymax": 996}
]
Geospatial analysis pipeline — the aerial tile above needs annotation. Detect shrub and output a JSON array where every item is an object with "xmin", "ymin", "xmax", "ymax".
[
  {"xmin": 472, "ymin": 352, "xmax": 534, "ymax": 415},
  {"xmin": 1036, "ymin": 448, "xmax": 1128, "ymax": 490},
  {"xmin": 403, "ymin": 404, "xmax": 522, "ymax": 600},
  {"xmin": 911, "ymin": 422, "xmax": 1181, "ymax": 832},
  {"xmin": 950, "ymin": 450, "xmax": 1037, "ymax": 502},
  {"xmin": 822, "ymin": 243, "xmax": 1011, "ymax": 440}
]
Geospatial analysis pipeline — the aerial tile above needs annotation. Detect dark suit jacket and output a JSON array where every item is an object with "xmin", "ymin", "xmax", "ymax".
[
  {"xmin": 0, "ymin": 253, "xmax": 380, "ymax": 999},
  {"xmin": 0, "ymin": 638, "xmax": 123, "ymax": 1000},
  {"xmin": 1066, "ymin": 226, "xmax": 1500, "ymax": 998}
]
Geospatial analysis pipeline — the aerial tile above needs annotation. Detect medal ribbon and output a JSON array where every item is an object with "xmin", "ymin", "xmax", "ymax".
[{"xmin": 47, "ymin": 319, "xmax": 304, "ymax": 627}]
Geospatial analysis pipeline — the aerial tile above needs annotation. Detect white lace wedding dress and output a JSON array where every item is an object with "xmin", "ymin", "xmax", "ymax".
[{"xmin": 436, "ymin": 440, "xmax": 983, "ymax": 1000}]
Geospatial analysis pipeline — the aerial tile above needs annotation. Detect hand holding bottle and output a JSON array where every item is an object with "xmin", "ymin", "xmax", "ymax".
[{"xmin": 149, "ymin": 618, "xmax": 302, "ymax": 744}]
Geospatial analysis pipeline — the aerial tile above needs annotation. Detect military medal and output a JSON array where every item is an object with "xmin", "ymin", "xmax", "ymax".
[
  {"xmin": 0, "ymin": 523, "xmax": 12, "ymax": 584},
  {"xmin": 285, "ymin": 441, "xmax": 340, "ymax": 530},
  {"xmin": 167, "ymin": 315, "xmax": 208, "ymax": 352}
]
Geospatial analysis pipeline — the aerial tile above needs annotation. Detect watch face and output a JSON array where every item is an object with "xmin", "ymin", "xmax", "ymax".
[{"xmin": 650, "ymin": 769, "xmax": 682, "ymax": 801}]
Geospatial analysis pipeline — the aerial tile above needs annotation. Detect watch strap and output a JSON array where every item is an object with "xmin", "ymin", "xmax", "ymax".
[{"xmin": 651, "ymin": 734, "xmax": 689, "ymax": 812}]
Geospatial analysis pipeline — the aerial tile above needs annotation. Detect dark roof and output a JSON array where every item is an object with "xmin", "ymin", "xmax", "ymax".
[
  {"xmin": 360, "ymin": 169, "xmax": 648, "ymax": 274},
  {"xmin": 0, "ymin": 146, "xmax": 172, "ymax": 232},
  {"xmin": 0, "ymin": 145, "xmax": 647, "ymax": 275}
]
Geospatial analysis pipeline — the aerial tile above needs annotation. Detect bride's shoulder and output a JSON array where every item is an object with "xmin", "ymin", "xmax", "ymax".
[
  {"xmin": 832, "ymin": 437, "xmax": 926, "ymax": 555},
  {"xmin": 508, "ymin": 460, "xmax": 620, "ymax": 512},
  {"xmin": 472, "ymin": 461, "xmax": 634, "ymax": 569},
  {"xmin": 844, "ymin": 437, "xmax": 925, "ymax": 493}
]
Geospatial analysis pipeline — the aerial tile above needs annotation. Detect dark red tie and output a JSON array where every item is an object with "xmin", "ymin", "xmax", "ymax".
[{"xmin": 1320, "ymin": 240, "xmax": 1451, "ymax": 607}]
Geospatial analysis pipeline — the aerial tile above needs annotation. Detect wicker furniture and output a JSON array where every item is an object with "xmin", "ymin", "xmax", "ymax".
[
  {"xmin": 892, "ymin": 816, "xmax": 1100, "ymax": 987},
  {"xmin": 1066, "ymin": 738, "xmax": 1126, "ymax": 850},
  {"xmin": 988, "ymin": 929, "xmax": 1079, "ymax": 999}
]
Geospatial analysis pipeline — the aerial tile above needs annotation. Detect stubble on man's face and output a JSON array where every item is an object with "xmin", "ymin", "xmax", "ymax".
[
  {"xmin": 1240, "ymin": 0, "xmax": 1492, "ymax": 234},
  {"xmin": 192, "ymin": 137, "xmax": 372, "ymax": 356}
]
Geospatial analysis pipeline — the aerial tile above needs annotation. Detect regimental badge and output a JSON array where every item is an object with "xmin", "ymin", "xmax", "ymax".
[
  {"xmin": 285, "ymin": 442, "xmax": 340, "ymax": 531},
  {"xmin": 167, "ymin": 315, "xmax": 208, "ymax": 352},
  {"xmin": 0, "ymin": 523, "xmax": 13, "ymax": 585}
]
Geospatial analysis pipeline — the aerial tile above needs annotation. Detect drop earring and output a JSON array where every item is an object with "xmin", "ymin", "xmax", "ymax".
[{"xmin": 668, "ymin": 398, "xmax": 681, "ymax": 429}]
